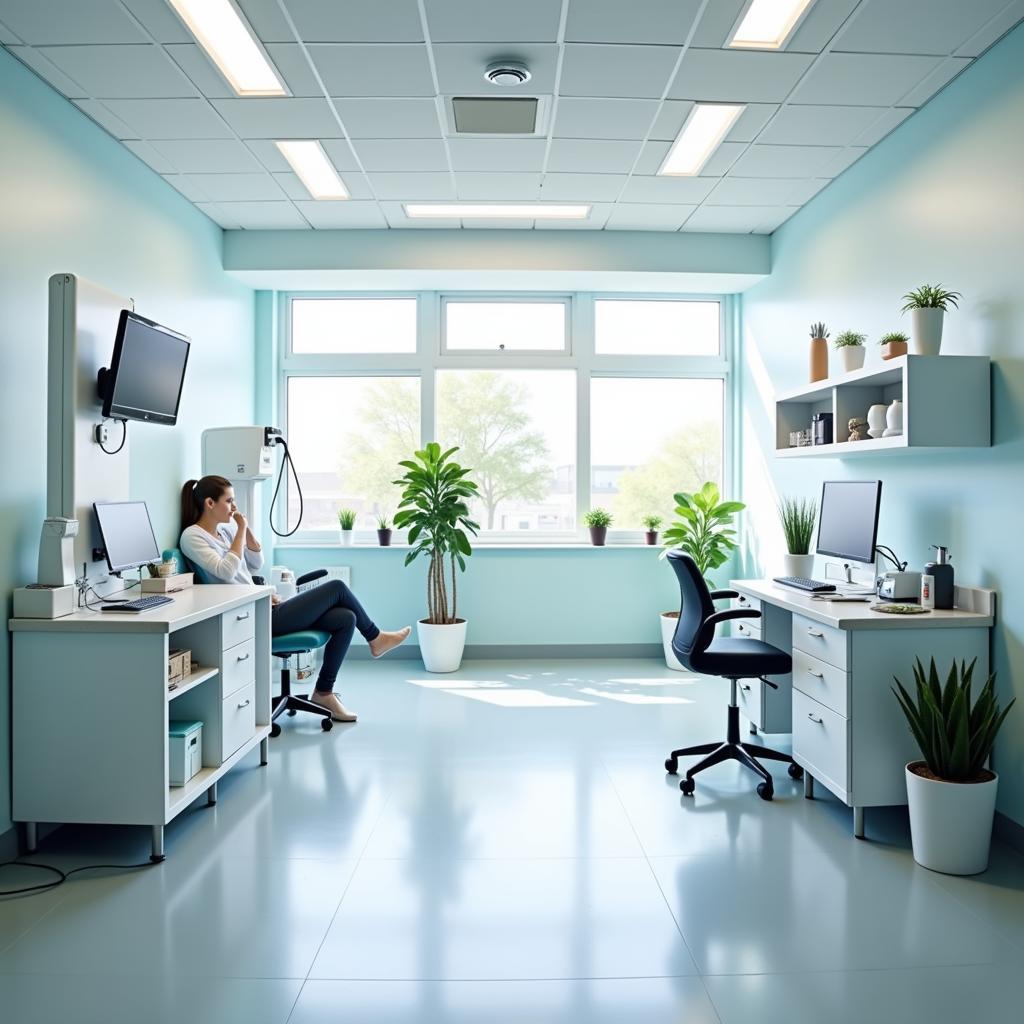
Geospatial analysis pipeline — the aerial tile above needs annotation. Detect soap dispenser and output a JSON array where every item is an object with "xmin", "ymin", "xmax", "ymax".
[{"xmin": 924, "ymin": 545, "xmax": 955, "ymax": 609}]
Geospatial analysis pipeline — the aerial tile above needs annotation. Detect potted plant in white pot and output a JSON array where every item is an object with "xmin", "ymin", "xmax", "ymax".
[
  {"xmin": 778, "ymin": 497, "xmax": 817, "ymax": 578},
  {"xmin": 337, "ymin": 508, "xmax": 357, "ymax": 545},
  {"xmin": 893, "ymin": 657, "xmax": 1014, "ymax": 875},
  {"xmin": 584, "ymin": 507, "xmax": 612, "ymax": 546},
  {"xmin": 901, "ymin": 284, "xmax": 961, "ymax": 355},
  {"xmin": 393, "ymin": 442, "xmax": 479, "ymax": 673},
  {"xmin": 834, "ymin": 330, "xmax": 866, "ymax": 372},
  {"xmin": 658, "ymin": 482, "xmax": 744, "ymax": 671},
  {"xmin": 642, "ymin": 514, "xmax": 662, "ymax": 546}
]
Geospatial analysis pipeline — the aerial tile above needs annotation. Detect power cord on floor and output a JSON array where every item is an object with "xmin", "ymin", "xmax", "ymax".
[{"xmin": 0, "ymin": 857, "xmax": 157, "ymax": 898}]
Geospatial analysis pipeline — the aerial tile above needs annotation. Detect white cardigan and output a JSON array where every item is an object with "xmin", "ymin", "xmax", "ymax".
[{"xmin": 180, "ymin": 523, "xmax": 264, "ymax": 585}]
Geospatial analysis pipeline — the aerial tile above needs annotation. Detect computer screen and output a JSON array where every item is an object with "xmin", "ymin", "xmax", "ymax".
[
  {"xmin": 816, "ymin": 481, "xmax": 882, "ymax": 565},
  {"xmin": 93, "ymin": 501, "xmax": 160, "ymax": 573}
]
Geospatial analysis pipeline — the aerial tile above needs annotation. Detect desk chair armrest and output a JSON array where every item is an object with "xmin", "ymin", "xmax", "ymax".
[
  {"xmin": 709, "ymin": 589, "xmax": 739, "ymax": 601},
  {"xmin": 296, "ymin": 568, "xmax": 328, "ymax": 587},
  {"xmin": 697, "ymin": 607, "xmax": 762, "ymax": 649}
]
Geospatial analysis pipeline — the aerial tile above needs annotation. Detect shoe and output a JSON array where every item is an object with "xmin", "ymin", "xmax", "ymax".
[
  {"xmin": 369, "ymin": 626, "xmax": 411, "ymax": 659},
  {"xmin": 310, "ymin": 692, "xmax": 357, "ymax": 722}
]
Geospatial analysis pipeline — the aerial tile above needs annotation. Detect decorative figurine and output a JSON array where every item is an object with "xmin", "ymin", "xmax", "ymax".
[{"xmin": 848, "ymin": 417, "xmax": 868, "ymax": 442}]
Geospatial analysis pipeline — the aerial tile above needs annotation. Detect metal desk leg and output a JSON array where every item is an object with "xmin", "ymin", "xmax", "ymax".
[
  {"xmin": 260, "ymin": 737, "xmax": 269, "ymax": 766},
  {"xmin": 804, "ymin": 773, "xmax": 815, "ymax": 799},
  {"xmin": 207, "ymin": 782, "xmax": 218, "ymax": 806},
  {"xmin": 150, "ymin": 826, "xmax": 165, "ymax": 862},
  {"xmin": 853, "ymin": 806, "xmax": 865, "ymax": 839},
  {"xmin": 24, "ymin": 822, "xmax": 38, "ymax": 853}
]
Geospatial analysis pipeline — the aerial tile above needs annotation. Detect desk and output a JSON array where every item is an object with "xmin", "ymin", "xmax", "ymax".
[
  {"xmin": 730, "ymin": 579, "xmax": 994, "ymax": 837},
  {"xmin": 10, "ymin": 584, "xmax": 273, "ymax": 860}
]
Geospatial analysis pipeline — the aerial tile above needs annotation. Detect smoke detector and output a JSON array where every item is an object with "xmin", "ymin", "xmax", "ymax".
[{"xmin": 484, "ymin": 61, "xmax": 531, "ymax": 87}]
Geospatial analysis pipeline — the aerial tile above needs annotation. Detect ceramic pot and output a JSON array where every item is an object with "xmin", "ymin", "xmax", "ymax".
[
  {"xmin": 867, "ymin": 404, "xmax": 888, "ymax": 439},
  {"xmin": 911, "ymin": 308, "xmax": 944, "ymax": 355},
  {"xmin": 660, "ymin": 612, "xmax": 686, "ymax": 671},
  {"xmin": 809, "ymin": 337, "xmax": 828, "ymax": 383},
  {"xmin": 881, "ymin": 340, "xmax": 908, "ymax": 361},
  {"xmin": 339, "ymin": 529, "xmax": 354, "ymax": 546},
  {"xmin": 783, "ymin": 553, "xmax": 815, "ymax": 578},
  {"xmin": 417, "ymin": 618, "xmax": 467, "ymax": 673},
  {"xmin": 839, "ymin": 346, "xmax": 865, "ymax": 373},
  {"xmin": 377, "ymin": 529, "xmax": 392, "ymax": 546},
  {"xmin": 905, "ymin": 763, "xmax": 998, "ymax": 874},
  {"xmin": 588, "ymin": 526, "xmax": 608, "ymax": 546},
  {"xmin": 883, "ymin": 399, "xmax": 904, "ymax": 437},
  {"xmin": 644, "ymin": 531, "xmax": 659, "ymax": 546}
]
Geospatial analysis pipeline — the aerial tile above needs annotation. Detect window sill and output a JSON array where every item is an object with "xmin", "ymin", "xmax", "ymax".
[{"xmin": 273, "ymin": 540, "xmax": 665, "ymax": 551}]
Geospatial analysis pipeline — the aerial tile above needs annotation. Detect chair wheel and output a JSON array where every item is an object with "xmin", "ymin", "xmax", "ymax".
[
  {"xmin": 664, "ymin": 758, "xmax": 678, "ymax": 775},
  {"xmin": 680, "ymin": 778, "xmax": 695, "ymax": 796},
  {"xmin": 757, "ymin": 782, "xmax": 774, "ymax": 801},
  {"xmin": 270, "ymin": 722, "xmax": 281, "ymax": 738},
  {"xmin": 321, "ymin": 717, "xmax": 333, "ymax": 731},
  {"xmin": 287, "ymin": 708, "xmax": 297, "ymax": 717},
  {"xmin": 788, "ymin": 762, "xmax": 804, "ymax": 780}
]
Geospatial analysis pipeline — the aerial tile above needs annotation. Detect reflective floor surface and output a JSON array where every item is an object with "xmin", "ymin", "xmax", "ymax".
[{"xmin": 2, "ymin": 659, "xmax": 1022, "ymax": 1023}]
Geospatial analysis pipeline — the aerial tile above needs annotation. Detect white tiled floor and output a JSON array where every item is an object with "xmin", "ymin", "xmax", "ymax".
[{"xmin": 1, "ymin": 659, "xmax": 1021, "ymax": 1023}]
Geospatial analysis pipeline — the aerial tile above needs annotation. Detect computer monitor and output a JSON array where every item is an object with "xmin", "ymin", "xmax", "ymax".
[
  {"xmin": 93, "ymin": 501, "xmax": 160, "ymax": 574},
  {"xmin": 816, "ymin": 480, "xmax": 882, "ymax": 565}
]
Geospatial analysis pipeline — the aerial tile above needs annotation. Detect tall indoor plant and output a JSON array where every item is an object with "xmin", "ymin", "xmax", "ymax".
[
  {"xmin": 658, "ymin": 482, "xmax": 745, "ymax": 671},
  {"xmin": 393, "ymin": 442, "xmax": 480, "ymax": 672},
  {"xmin": 893, "ymin": 657, "xmax": 1014, "ymax": 874},
  {"xmin": 901, "ymin": 284, "xmax": 961, "ymax": 355},
  {"xmin": 778, "ymin": 497, "xmax": 817, "ymax": 577}
]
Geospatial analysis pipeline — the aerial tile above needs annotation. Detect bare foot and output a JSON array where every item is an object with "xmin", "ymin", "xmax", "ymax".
[
  {"xmin": 369, "ymin": 626, "xmax": 411, "ymax": 659},
  {"xmin": 310, "ymin": 691, "xmax": 357, "ymax": 722}
]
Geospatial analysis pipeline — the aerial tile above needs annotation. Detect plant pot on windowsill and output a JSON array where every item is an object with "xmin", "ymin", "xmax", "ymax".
[
  {"xmin": 588, "ymin": 526, "xmax": 608, "ymax": 546},
  {"xmin": 377, "ymin": 529, "xmax": 392, "ymax": 546},
  {"xmin": 339, "ymin": 529, "xmax": 354, "ymax": 547},
  {"xmin": 644, "ymin": 531, "xmax": 659, "ymax": 545}
]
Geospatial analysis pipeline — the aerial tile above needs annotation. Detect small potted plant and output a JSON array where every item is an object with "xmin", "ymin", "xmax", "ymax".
[
  {"xmin": 584, "ymin": 508, "xmax": 613, "ymax": 546},
  {"xmin": 834, "ymin": 330, "xmax": 866, "ymax": 372},
  {"xmin": 376, "ymin": 513, "xmax": 393, "ymax": 547},
  {"xmin": 893, "ymin": 657, "xmax": 1014, "ymax": 874},
  {"xmin": 879, "ymin": 330, "xmax": 909, "ymax": 361},
  {"xmin": 809, "ymin": 322, "xmax": 829, "ymax": 383},
  {"xmin": 337, "ymin": 508, "xmax": 357, "ymax": 546},
  {"xmin": 778, "ymin": 497, "xmax": 817, "ymax": 578},
  {"xmin": 901, "ymin": 284, "xmax": 961, "ymax": 355},
  {"xmin": 642, "ymin": 514, "xmax": 662, "ymax": 546}
]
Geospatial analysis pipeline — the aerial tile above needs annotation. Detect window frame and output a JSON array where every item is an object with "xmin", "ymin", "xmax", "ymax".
[{"xmin": 439, "ymin": 293, "xmax": 572, "ymax": 356}]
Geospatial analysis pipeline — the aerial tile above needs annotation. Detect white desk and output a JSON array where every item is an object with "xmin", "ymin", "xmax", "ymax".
[
  {"xmin": 730, "ymin": 579, "xmax": 994, "ymax": 838},
  {"xmin": 10, "ymin": 585, "xmax": 273, "ymax": 860}
]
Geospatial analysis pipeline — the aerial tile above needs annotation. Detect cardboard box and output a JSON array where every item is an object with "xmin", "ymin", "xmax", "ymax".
[
  {"xmin": 168, "ymin": 648, "xmax": 192, "ymax": 688},
  {"xmin": 142, "ymin": 572, "xmax": 193, "ymax": 594}
]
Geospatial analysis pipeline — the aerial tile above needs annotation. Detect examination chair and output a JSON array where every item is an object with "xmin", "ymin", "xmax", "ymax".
[{"xmin": 663, "ymin": 551, "xmax": 802, "ymax": 801}]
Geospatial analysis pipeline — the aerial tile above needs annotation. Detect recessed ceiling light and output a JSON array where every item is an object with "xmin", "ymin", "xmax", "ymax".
[
  {"xmin": 728, "ymin": 0, "xmax": 817, "ymax": 50},
  {"xmin": 404, "ymin": 204, "xmax": 590, "ymax": 220},
  {"xmin": 275, "ymin": 141, "xmax": 349, "ymax": 200},
  {"xmin": 168, "ymin": 0, "xmax": 286, "ymax": 96},
  {"xmin": 658, "ymin": 104, "xmax": 745, "ymax": 176}
]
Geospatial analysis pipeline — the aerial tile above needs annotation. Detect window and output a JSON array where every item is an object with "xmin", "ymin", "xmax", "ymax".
[
  {"xmin": 291, "ymin": 297, "xmax": 417, "ymax": 354},
  {"xmin": 286, "ymin": 376, "xmax": 421, "ymax": 530},
  {"xmin": 594, "ymin": 299, "xmax": 720, "ymax": 356},
  {"xmin": 590, "ymin": 378, "xmax": 724, "ymax": 529},
  {"xmin": 443, "ymin": 298, "xmax": 568, "ymax": 352},
  {"xmin": 435, "ymin": 369, "xmax": 576, "ymax": 532}
]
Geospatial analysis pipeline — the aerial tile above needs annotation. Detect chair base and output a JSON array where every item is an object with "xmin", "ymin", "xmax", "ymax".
[{"xmin": 270, "ymin": 662, "xmax": 333, "ymax": 734}]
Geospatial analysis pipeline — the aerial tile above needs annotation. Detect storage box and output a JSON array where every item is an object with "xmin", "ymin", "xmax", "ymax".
[
  {"xmin": 142, "ymin": 572, "xmax": 193, "ymax": 594},
  {"xmin": 168, "ymin": 648, "xmax": 192, "ymax": 689},
  {"xmin": 168, "ymin": 720, "xmax": 203, "ymax": 786},
  {"xmin": 13, "ymin": 585, "xmax": 76, "ymax": 619}
]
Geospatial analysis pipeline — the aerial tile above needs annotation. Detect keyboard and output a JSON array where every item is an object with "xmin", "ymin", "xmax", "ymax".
[
  {"xmin": 101, "ymin": 595, "xmax": 175, "ymax": 613},
  {"xmin": 773, "ymin": 576, "xmax": 837, "ymax": 593}
]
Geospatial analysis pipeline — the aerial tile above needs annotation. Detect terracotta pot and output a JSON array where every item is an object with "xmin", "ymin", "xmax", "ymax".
[
  {"xmin": 377, "ymin": 529, "xmax": 392, "ymax": 546},
  {"xmin": 644, "ymin": 531, "xmax": 659, "ymax": 545},
  {"xmin": 588, "ymin": 526, "xmax": 608, "ymax": 546},
  {"xmin": 881, "ymin": 340, "xmax": 908, "ymax": 361},
  {"xmin": 809, "ymin": 337, "xmax": 828, "ymax": 382}
]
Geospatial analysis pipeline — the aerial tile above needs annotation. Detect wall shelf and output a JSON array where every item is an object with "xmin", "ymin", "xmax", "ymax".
[{"xmin": 774, "ymin": 355, "xmax": 990, "ymax": 458}]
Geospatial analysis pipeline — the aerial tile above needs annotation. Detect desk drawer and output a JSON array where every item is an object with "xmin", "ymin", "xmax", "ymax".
[
  {"xmin": 222, "ymin": 638, "xmax": 256, "ymax": 698},
  {"xmin": 737, "ymin": 678, "xmax": 762, "ymax": 725},
  {"xmin": 794, "ymin": 690, "xmax": 849, "ymax": 797},
  {"xmin": 732, "ymin": 593, "xmax": 761, "ymax": 614},
  {"xmin": 792, "ymin": 613, "xmax": 848, "ymax": 671},
  {"xmin": 734, "ymin": 619, "xmax": 761, "ymax": 641},
  {"xmin": 792, "ymin": 648, "xmax": 849, "ymax": 718},
  {"xmin": 222, "ymin": 682, "xmax": 256, "ymax": 759},
  {"xmin": 222, "ymin": 602, "xmax": 256, "ymax": 651}
]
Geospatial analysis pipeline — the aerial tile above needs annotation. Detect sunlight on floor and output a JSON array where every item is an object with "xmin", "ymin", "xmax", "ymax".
[
  {"xmin": 442, "ymin": 688, "xmax": 596, "ymax": 707},
  {"xmin": 577, "ymin": 688, "xmax": 694, "ymax": 705}
]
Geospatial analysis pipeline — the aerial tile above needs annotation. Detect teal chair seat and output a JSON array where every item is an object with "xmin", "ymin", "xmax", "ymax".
[{"xmin": 273, "ymin": 631, "xmax": 331, "ymax": 655}]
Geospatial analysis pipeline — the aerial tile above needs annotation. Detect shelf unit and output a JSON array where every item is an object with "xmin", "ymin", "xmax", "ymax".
[{"xmin": 774, "ymin": 355, "xmax": 990, "ymax": 458}]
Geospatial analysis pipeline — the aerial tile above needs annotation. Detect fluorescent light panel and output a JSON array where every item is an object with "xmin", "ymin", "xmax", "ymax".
[
  {"xmin": 659, "ymin": 104, "xmax": 745, "ymax": 176},
  {"xmin": 728, "ymin": 0, "xmax": 817, "ymax": 49},
  {"xmin": 275, "ymin": 141, "xmax": 348, "ymax": 200},
  {"xmin": 405, "ymin": 204, "xmax": 590, "ymax": 220},
  {"xmin": 168, "ymin": 0, "xmax": 286, "ymax": 96}
]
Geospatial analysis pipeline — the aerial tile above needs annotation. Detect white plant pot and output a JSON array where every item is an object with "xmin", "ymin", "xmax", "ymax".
[
  {"xmin": 339, "ymin": 529, "xmax": 354, "ymax": 546},
  {"xmin": 839, "ymin": 346, "xmax": 865, "ymax": 372},
  {"xmin": 660, "ymin": 612, "xmax": 686, "ymax": 671},
  {"xmin": 883, "ymin": 398, "xmax": 904, "ymax": 437},
  {"xmin": 783, "ymin": 553, "xmax": 815, "ymax": 578},
  {"xmin": 417, "ymin": 618, "xmax": 467, "ymax": 673},
  {"xmin": 905, "ymin": 763, "xmax": 998, "ymax": 875},
  {"xmin": 911, "ymin": 308, "xmax": 944, "ymax": 355}
]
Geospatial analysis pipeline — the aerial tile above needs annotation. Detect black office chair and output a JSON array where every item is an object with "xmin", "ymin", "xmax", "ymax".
[{"xmin": 663, "ymin": 551, "xmax": 802, "ymax": 801}]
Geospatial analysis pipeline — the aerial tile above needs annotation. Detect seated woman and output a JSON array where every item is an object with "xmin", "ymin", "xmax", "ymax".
[{"xmin": 179, "ymin": 475, "xmax": 409, "ymax": 723}]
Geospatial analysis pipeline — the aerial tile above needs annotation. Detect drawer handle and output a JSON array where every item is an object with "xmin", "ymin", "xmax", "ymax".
[
  {"xmin": 807, "ymin": 712, "xmax": 824, "ymax": 724},
  {"xmin": 236, "ymin": 612, "xmax": 251, "ymax": 621},
  {"xmin": 237, "ymin": 652, "xmax": 251, "ymax": 662},
  {"xmin": 806, "ymin": 628, "xmax": 825, "ymax": 638},
  {"xmin": 807, "ymin": 670, "xmax": 825, "ymax": 679},
  {"xmin": 740, "ymin": 683, "xmax": 751, "ymax": 692},
  {"xmin": 237, "ymin": 698, "xmax": 251, "ymax": 709}
]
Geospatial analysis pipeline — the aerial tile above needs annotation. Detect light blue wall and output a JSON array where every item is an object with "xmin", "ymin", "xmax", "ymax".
[
  {"xmin": 739, "ymin": 24, "xmax": 1024, "ymax": 826},
  {"xmin": 0, "ymin": 49, "xmax": 255, "ymax": 839}
]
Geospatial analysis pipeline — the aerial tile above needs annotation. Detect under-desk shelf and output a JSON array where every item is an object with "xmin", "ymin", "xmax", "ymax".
[{"xmin": 167, "ymin": 665, "xmax": 218, "ymax": 701}]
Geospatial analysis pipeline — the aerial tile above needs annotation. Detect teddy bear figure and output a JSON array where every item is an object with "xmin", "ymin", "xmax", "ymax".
[{"xmin": 848, "ymin": 417, "xmax": 868, "ymax": 442}]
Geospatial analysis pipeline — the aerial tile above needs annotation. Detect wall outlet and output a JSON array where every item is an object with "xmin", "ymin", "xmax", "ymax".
[{"xmin": 94, "ymin": 423, "xmax": 110, "ymax": 445}]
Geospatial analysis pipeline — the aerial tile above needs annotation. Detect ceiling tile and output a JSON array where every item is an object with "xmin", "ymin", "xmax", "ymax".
[
  {"xmin": 648, "ymin": 100, "xmax": 695, "ymax": 141},
  {"xmin": 195, "ymin": 202, "xmax": 242, "ymax": 229},
  {"xmin": 272, "ymin": 170, "xmax": 373, "ymax": 201},
  {"xmin": 535, "ymin": 203, "xmax": 613, "ymax": 229},
  {"xmin": 353, "ymin": 138, "xmax": 450, "ymax": 172},
  {"xmin": 560, "ymin": 44, "xmax": 681, "ymax": 99},
  {"xmin": 852, "ymin": 108, "xmax": 914, "ymax": 146},
  {"xmin": 682, "ymin": 205, "xmax": 794, "ymax": 233},
  {"xmin": 211, "ymin": 201, "xmax": 309, "ymax": 229},
  {"xmin": 758, "ymin": 105, "xmax": 885, "ymax": 146},
  {"xmin": 634, "ymin": 141, "xmax": 672, "ymax": 175},
  {"xmin": 268, "ymin": 0, "xmax": 424, "ymax": 43},
  {"xmin": 0, "ymin": 0, "xmax": 146, "ymax": 44},
  {"xmin": 72, "ymin": 100, "xmax": 138, "ymax": 139},
  {"xmin": 566, "ymin": 0, "xmax": 702, "ymax": 45},
  {"xmin": 669, "ymin": 49, "xmax": 815, "ymax": 103},
  {"xmin": 456, "ymin": 173, "xmax": 542, "ymax": 200},
  {"xmin": 423, "ymin": 0, "xmax": 561, "ymax": 42},
  {"xmin": 818, "ymin": 147, "xmax": 868, "ymax": 177},
  {"xmin": 539, "ymin": 173, "xmax": 626, "ymax": 202},
  {"xmin": 7, "ymin": 46, "xmax": 88, "ymax": 97},
  {"xmin": 790, "ymin": 53, "xmax": 942, "ymax": 106},
  {"xmin": 461, "ymin": 218, "xmax": 535, "ymax": 229},
  {"xmin": 122, "ymin": 140, "xmax": 177, "ymax": 174},
  {"xmin": 899, "ymin": 57, "xmax": 972, "ymax": 106},
  {"xmin": 0, "ymin": 22, "xmax": 21, "ymax": 44},
  {"xmin": 432, "ymin": 42, "xmax": 558, "ymax": 94},
  {"xmin": 101, "ymin": 98, "xmax": 233, "ymax": 139},
  {"xmin": 211, "ymin": 98, "xmax": 342, "ymax": 138},
  {"xmin": 700, "ymin": 141, "xmax": 748, "ymax": 176},
  {"xmin": 786, "ymin": 0, "xmax": 862, "ymax": 52},
  {"xmin": 688, "ymin": 0, "xmax": 748, "ymax": 48},
  {"xmin": 262, "ymin": 43, "xmax": 326, "ymax": 96},
  {"xmin": 730, "ymin": 144, "xmax": 841, "ymax": 177},
  {"xmin": 120, "ymin": 0, "xmax": 193, "ymax": 42},
  {"xmin": 785, "ymin": 178, "xmax": 831, "ymax": 205},
  {"xmin": 956, "ymin": 2, "xmax": 1024, "ymax": 56},
  {"xmin": 619, "ymin": 175, "xmax": 718, "ymax": 204},
  {"xmin": 708, "ymin": 177, "xmax": 811, "ymax": 205},
  {"xmin": 447, "ymin": 138, "xmax": 547, "ymax": 172},
  {"xmin": 754, "ymin": 209, "xmax": 799, "ymax": 233},
  {"xmin": 308, "ymin": 44, "xmax": 434, "ymax": 96},
  {"xmin": 546, "ymin": 139, "xmax": 642, "ymax": 174},
  {"xmin": 151, "ymin": 139, "xmax": 264, "ymax": 174},
  {"xmin": 235, "ymin": 0, "xmax": 295, "ymax": 43},
  {"xmin": 379, "ymin": 201, "xmax": 461, "ymax": 228},
  {"xmin": 366, "ymin": 172, "xmax": 456, "ymax": 200},
  {"xmin": 294, "ymin": 200, "xmax": 388, "ymax": 229},
  {"xmin": 182, "ymin": 172, "xmax": 286, "ymax": 202},
  {"xmin": 162, "ymin": 174, "xmax": 211, "ymax": 202},
  {"xmin": 35, "ymin": 45, "xmax": 198, "ymax": 98},
  {"xmin": 318, "ymin": 140, "xmax": 365, "ymax": 173},
  {"xmin": 334, "ymin": 97, "xmax": 442, "ymax": 138},
  {"xmin": 164, "ymin": 44, "xmax": 234, "ymax": 98},
  {"xmin": 727, "ymin": 104, "xmax": 781, "ymax": 143},
  {"xmin": 833, "ymin": 0, "xmax": 1010, "ymax": 56},
  {"xmin": 554, "ymin": 98, "xmax": 660, "ymax": 140},
  {"xmin": 605, "ymin": 203, "xmax": 695, "ymax": 230}
]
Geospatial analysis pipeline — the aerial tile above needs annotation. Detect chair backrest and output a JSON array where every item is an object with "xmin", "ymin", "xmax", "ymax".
[{"xmin": 666, "ymin": 551, "xmax": 716, "ymax": 669}]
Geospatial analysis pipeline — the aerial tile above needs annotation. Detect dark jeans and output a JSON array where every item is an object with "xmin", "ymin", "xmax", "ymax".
[{"xmin": 272, "ymin": 580, "xmax": 380, "ymax": 693}]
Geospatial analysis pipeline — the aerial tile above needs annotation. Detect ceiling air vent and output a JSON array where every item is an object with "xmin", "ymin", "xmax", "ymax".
[
  {"xmin": 451, "ymin": 97, "xmax": 539, "ymax": 134},
  {"xmin": 484, "ymin": 62, "xmax": 531, "ymax": 86}
]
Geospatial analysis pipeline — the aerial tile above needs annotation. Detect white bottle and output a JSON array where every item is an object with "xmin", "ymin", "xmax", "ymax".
[{"xmin": 920, "ymin": 574, "xmax": 935, "ymax": 610}]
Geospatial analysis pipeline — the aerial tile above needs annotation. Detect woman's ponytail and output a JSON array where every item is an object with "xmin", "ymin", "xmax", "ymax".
[{"xmin": 180, "ymin": 476, "xmax": 232, "ymax": 535}]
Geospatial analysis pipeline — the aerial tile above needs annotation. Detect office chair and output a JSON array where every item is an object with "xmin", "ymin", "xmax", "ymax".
[{"xmin": 663, "ymin": 551, "xmax": 802, "ymax": 801}]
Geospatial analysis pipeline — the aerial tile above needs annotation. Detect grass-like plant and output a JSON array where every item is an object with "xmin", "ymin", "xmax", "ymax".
[
  {"xmin": 642, "ymin": 514, "xmax": 662, "ymax": 531},
  {"xmin": 661, "ymin": 482, "xmax": 743, "ymax": 581},
  {"xmin": 834, "ymin": 330, "xmax": 866, "ymax": 348},
  {"xmin": 337, "ymin": 508, "xmax": 357, "ymax": 530},
  {"xmin": 892, "ymin": 658, "xmax": 1014, "ymax": 782},
  {"xmin": 376, "ymin": 513, "xmax": 391, "ymax": 530},
  {"xmin": 810, "ymin": 322, "xmax": 829, "ymax": 340},
  {"xmin": 879, "ymin": 331, "xmax": 909, "ymax": 345},
  {"xmin": 584, "ymin": 508, "xmax": 613, "ymax": 528},
  {"xmin": 901, "ymin": 284, "xmax": 962, "ymax": 312},
  {"xmin": 778, "ymin": 497, "xmax": 817, "ymax": 555}
]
